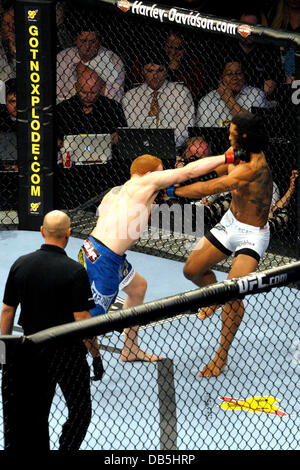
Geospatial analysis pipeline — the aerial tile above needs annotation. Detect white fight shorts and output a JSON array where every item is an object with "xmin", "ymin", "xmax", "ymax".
[{"xmin": 206, "ymin": 209, "xmax": 270, "ymax": 262}]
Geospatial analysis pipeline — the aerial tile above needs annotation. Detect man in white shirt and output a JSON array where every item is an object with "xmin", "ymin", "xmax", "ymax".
[
  {"xmin": 56, "ymin": 28, "xmax": 125, "ymax": 103},
  {"xmin": 196, "ymin": 61, "xmax": 268, "ymax": 128},
  {"xmin": 122, "ymin": 51, "xmax": 195, "ymax": 150}
]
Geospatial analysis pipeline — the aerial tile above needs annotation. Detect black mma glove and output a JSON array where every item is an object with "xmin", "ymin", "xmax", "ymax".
[
  {"xmin": 225, "ymin": 149, "xmax": 250, "ymax": 163},
  {"xmin": 91, "ymin": 356, "xmax": 104, "ymax": 381}
]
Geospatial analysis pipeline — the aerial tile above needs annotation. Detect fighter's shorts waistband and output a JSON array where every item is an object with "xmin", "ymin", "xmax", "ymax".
[
  {"xmin": 227, "ymin": 209, "xmax": 269, "ymax": 232},
  {"xmin": 87, "ymin": 235, "xmax": 126, "ymax": 264}
]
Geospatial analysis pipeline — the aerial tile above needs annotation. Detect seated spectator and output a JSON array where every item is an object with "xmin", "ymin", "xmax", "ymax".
[
  {"xmin": 56, "ymin": 1, "xmax": 74, "ymax": 53},
  {"xmin": 175, "ymin": 136, "xmax": 211, "ymax": 168},
  {"xmin": 127, "ymin": 29, "xmax": 207, "ymax": 103},
  {"xmin": 56, "ymin": 66, "xmax": 127, "ymax": 146},
  {"xmin": 56, "ymin": 24, "xmax": 125, "ymax": 103},
  {"xmin": 75, "ymin": 62, "xmax": 106, "ymax": 96},
  {"xmin": 196, "ymin": 61, "xmax": 268, "ymax": 127},
  {"xmin": 269, "ymin": 170, "xmax": 298, "ymax": 219},
  {"xmin": 0, "ymin": 1, "xmax": 15, "ymax": 81},
  {"xmin": 165, "ymin": 30, "xmax": 207, "ymax": 103},
  {"xmin": 0, "ymin": 77, "xmax": 17, "ymax": 170},
  {"xmin": 122, "ymin": 49, "xmax": 195, "ymax": 150},
  {"xmin": 225, "ymin": 11, "xmax": 284, "ymax": 97},
  {"xmin": 177, "ymin": 136, "xmax": 231, "ymax": 206},
  {"xmin": 265, "ymin": 0, "xmax": 300, "ymax": 83},
  {"xmin": 1, "ymin": 3, "xmax": 16, "ymax": 77},
  {"xmin": 0, "ymin": 77, "xmax": 16, "ymax": 129}
]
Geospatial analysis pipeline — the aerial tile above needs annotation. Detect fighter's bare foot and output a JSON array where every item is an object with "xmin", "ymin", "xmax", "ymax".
[
  {"xmin": 121, "ymin": 348, "xmax": 163, "ymax": 362},
  {"xmin": 199, "ymin": 355, "xmax": 228, "ymax": 378},
  {"xmin": 198, "ymin": 304, "xmax": 222, "ymax": 320}
]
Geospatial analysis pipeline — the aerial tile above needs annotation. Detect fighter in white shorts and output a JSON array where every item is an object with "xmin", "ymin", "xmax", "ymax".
[
  {"xmin": 168, "ymin": 112, "xmax": 273, "ymax": 378},
  {"xmin": 206, "ymin": 209, "xmax": 270, "ymax": 263}
]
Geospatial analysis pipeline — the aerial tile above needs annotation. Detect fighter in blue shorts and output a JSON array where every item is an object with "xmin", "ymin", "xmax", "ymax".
[
  {"xmin": 78, "ymin": 236, "xmax": 135, "ymax": 317},
  {"xmin": 78, "ymin": 150, "xmax": 233, "ymax": 363}
]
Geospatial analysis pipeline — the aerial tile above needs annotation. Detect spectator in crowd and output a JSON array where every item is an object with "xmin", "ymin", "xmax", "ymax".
[
  {"xmin": 267, "ymin": 0, "xmax": 300, "ymax": 30},
  {"xmin": 269, "ymin": 169, "xmax": 298, "ymax": 218},
  {"xmin": 1, "ymin": 2, "xmax": 15, "ymax": 78},
  {"xmin": 56, "ymin": 24, "xmax": 125, "ymax": 103},
  {"xmin": 0, "ymin": 77, "xmax": 16, "ymax": 129},
  {"xmin": 1, "ymin": 210, "xmax": 100, "ymax": 451},
  {"xmin": 0, "ymin": 78, "xmax": 17, "ymax": 170},
  {"xmin": 0, "ymin": 1, "xmax": 15, "ymax": 80},
  {"xmin": 56, "ymin": 1, "xmax": 74, "ymax": 53},
  {"xmin": 164, "ymin": 30, "xmax": 207, "ymax": 103},
  {"xmin": 174, "ymin": 136, "xmax": 231, "ymax": 208},
  {"xmin": 127, "ymin": 30, "xmax": 207, "ymax": 103},
  {"xmin": 225, "ymin": 11, "xmax": 283, "ymax": 97},
  {"xmin": 196, "ymin": 61, "xmax": 268, "ymax": 127},
  {"xmin": 56, "ymin": 66, "xmax": 127, "ymax": 140},
  {"xmin": 122, "ymin": 49, "xmax": 195, "ymax": 150},
  {"xmin": 265, "ymin": 0, "xmax": 300, "ymax": 83},
  {"xmin": 75, "ymin": 61, "xmax": 106, "ymax": 96},
  {"xmin": 175, "ymin": 136, "xmax": 211, "ymax": 168}
]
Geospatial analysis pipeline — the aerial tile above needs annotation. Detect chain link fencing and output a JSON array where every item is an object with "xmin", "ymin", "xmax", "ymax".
[
  {"xmin": 53, "ymin": 2, "xmax": 299, "ymax": 271},
  {"xmin": 1, "ymin": 262, "xmax": 300, "ymax": 451},
  {"xmin": 0, "ymin": 0, "xmax": 300, "ymax": 452}
]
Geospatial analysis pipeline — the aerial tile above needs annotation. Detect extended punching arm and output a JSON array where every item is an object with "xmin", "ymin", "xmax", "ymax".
[{"xmin": 166, "ymin": 149, "xmax": 245, "ymax": 198}]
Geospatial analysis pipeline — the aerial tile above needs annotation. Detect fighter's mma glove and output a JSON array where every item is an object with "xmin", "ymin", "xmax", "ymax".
[
  {"xmin": 225, "ymin": 149, "xmax": 250, "ymax": 163},
  {"xmin": 91, "ymin": 356, "xmax": 104, "ymax": 381},
  {"xmin": 166, "ymin": 186, "xmax": 177, "ymax": 198},
  {"xmin": 166, "ymin": 170, "xmax": 219, "ymax": 198}
]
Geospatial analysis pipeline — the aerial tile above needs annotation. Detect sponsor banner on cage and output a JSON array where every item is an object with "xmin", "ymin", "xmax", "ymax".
[
  {"xmin": 15, "ymin": 0, "xmax": 56, "ymax": 228},
  {"xmin": 117, "ymin": 1, "xmax": 240, "ymax": 37},
  {"xmin": 26, "ymin": 10, "xmax": 43, "ymax": 216},
  {"xmin": 237, "ymin": 271, "xmax": 288, "ymax": 294}
]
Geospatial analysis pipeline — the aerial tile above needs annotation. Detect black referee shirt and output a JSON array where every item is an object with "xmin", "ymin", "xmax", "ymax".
[{"xmin": 3, "ymin": 244, "xmax": 95, "ymax": 336}]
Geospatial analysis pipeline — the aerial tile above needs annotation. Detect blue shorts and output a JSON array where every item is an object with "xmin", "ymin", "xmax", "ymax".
[{"xmin": 78, "ymin": 236, "xmax": 135, "ymax": 317}]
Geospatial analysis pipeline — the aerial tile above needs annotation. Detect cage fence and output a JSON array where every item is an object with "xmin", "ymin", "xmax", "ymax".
[
  {"xmin": 1, "ymin": 262, "xmax": 300, "ymax": 451},
  {"xmin": 0, "ymin": 0, "xmax": 299, "ymax": 453}
]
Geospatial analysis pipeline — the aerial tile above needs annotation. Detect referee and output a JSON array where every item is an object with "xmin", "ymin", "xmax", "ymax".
[{"xmin": 1, "ymin": 210, "xmax": 101, "ymax": 451}]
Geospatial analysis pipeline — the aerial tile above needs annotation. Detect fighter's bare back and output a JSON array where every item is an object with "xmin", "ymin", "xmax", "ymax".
[
  {"xmin": 225, "ymin": 152, "xmax": 273, "ymax": 226},
  {"xmin": 91, "ymin": 177, "xmax": 158, "ymax": 256}
]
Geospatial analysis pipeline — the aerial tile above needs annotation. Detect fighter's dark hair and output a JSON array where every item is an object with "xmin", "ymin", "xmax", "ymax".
[{"xmin": 231, "ymin": 112, "xmax": 268, "ymax": 153}]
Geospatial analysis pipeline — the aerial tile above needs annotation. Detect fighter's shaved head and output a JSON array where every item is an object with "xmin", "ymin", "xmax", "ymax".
[{"xmin": 42, "ymin": 210, "xmax": 70, "ymax": 239}]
